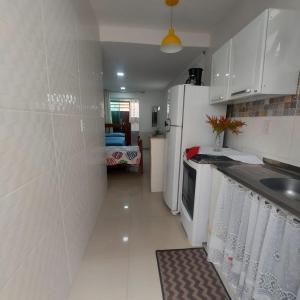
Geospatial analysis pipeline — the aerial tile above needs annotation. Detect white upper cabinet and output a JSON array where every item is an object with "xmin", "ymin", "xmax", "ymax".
[
  {"xmin": 262, "ymin": 9, "xmax": 300, "ymax": 95},
  {"xmin": 210, "ymin": 40, "xmax": 231, "ymax": 103},
  {"xmin": 229, "ymin": 11, "xmax": 268, "ymax": 99},
  {"xmin": 210, "ymin": 9, "xmax": 300, "ymax": 103}
]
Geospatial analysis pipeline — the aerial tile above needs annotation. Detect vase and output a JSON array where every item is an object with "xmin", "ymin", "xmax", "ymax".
[{"xmin": 214, "ymin": 133, "xmax": 222, "ymax": 152}]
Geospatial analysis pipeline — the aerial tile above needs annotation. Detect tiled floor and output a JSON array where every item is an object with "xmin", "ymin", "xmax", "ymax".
[{"xmin": 68, "ymin": 151, "xmax": 190, "ymax": 300}]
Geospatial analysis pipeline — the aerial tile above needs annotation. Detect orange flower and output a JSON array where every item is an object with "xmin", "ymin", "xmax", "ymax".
[
  {"xmin": 228, "ymin": 119, "xmax": 247, "ymax": 135},
  {"xmin": 206, "ymin": 115, "xmax": 246, "ymax": 135}
]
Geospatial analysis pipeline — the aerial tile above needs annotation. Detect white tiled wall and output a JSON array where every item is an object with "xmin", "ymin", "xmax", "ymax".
[
  {"xmin": 0, "ymin": 0, "xmax": 106, "ymax": 298},
  {"xmin": 226, "ymin": 116, "xmax": 300, "ymax": 167}
]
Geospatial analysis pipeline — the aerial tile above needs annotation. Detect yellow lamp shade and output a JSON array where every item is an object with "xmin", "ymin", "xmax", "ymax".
[
  {"xmin": 160, "ymin": 27, "xmax": 183, "ymax": 54},
  {"xmin": 165, "ymin": 0, "xmax": 179, "ymax": 6}
]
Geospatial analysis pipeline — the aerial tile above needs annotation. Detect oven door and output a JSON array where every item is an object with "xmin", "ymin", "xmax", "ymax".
[{"xmin": 182, "ymin": 162, "xmax": 196, "ymax": 219}]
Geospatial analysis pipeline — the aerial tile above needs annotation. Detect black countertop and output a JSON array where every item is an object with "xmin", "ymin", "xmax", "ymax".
[{"xmin": 215, "ymin": 162, "xmax": 300, "ymax": 219}]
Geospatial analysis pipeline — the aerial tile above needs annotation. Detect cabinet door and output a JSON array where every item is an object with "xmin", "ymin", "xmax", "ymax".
[
  {"xmin": 210, "ymin": 40, "xmax": 231, "ymax": 103},
  {"xmin": 229, "ymin": 10, "xmax": 268, "ymax": 99},
  {"xmin": 262, "ymin": 9, "xmax": 300, "ymax": 95}
]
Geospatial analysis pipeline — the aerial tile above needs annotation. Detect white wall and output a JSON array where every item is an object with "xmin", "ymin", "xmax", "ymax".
[
  {"xmin": 0, "ymin": 0, "xmax": 106, "ymax": 299},
  {"xmin": 212, "ymin": 0, "xmax": 300, "ymax": 166},
  {"xmin": 226, "ymin": 116, "xmax": 300, "ymax": 167},
  {"xmin": 138, "ymin": 91, "xmax": 166, "ymax": 133},
  {"xmin": 166, "ymin": 51, "xmax": 210, "ymax": 88},
  {"xmin": 110, "ymin": 91, "xmax": 166, "ymax": 147}
]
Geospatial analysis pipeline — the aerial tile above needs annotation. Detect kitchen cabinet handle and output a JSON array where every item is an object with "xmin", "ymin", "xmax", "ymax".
[{"xmin": 231, "ymin": 89, "xmax": 251, "ymax": 96}]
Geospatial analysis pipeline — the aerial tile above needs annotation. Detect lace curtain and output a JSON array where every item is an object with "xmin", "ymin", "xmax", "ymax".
[
  {"xmin": 208, "ymin": 175, "xmax": 300, "ymax": 300},
  {"xmin": 104, "ymin": 89, "xmax": 112, "ymax": 123},
  {"xmin": 130, "ymin": 99, "xmax": 139, "ymax": 131}
]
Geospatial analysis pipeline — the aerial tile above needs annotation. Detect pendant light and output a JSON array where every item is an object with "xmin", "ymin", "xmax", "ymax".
[{"xmin": 161, "ymin": 0, "xmax": 183, "ymax": 54}]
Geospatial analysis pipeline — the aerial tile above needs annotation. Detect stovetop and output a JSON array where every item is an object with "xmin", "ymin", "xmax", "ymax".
[{"xmin": 191, "ymin": 154, "xmax": 234, "ymax": 164}]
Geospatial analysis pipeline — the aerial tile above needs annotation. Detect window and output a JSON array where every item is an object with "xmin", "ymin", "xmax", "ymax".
[
  {"xmin": 109, "ymin": 99, "xmax": 139, "ymax": 131},
  {"xmin": 110, "ymin": 101, "xmax": 130, "ymax": 124},
  {"xmin": 110, "ymin": 101, "xmax": 130, "ymax": 112}
]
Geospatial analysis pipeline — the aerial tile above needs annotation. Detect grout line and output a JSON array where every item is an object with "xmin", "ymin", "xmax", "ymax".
[
  {"xmin": 0, "ymin": 106, "xmax": 85, "ymax": 117},
  {"xmin": 0, "ymin": 170, "xmax": 49, "ymax": 201},
  {"xmin": 49, "ymin": 104, "xmax": 73, "ymax": 285},
  {"xmin": 0, "ymin": 234, "xmax": 48, "ymax": 291},
  {"xmin": 125, "ymin": 198, "xmax": 135, "ymax": 300},
  {"xmin": 39, "ymin": 0, "xmax": 72, "ymax": 284}
]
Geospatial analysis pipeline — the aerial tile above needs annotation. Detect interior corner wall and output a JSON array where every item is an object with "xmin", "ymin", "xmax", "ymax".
[{"xmin": 0, "ymin": 0, "xmax": 106, "ymax": 299}]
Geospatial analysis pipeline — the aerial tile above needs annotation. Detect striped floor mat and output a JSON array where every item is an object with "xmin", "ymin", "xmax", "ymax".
[{"xmin": 156, "ymin": 248, "xmax": 230, "ymax": 300}]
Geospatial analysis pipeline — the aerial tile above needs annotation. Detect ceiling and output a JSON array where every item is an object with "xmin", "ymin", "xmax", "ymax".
[
  {"xmin": 90, "ymin": 0, "xmax": 239, "ymax": 33},
  {"xmin": 97, "ymin": 0, "xmax": 240, "ymax": 92},
  {"xmin": 102, "ymin": 42, "xmax": 205, "ymax": 91}
]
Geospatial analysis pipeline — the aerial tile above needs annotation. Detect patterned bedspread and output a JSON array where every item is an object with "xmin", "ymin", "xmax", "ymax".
[{"xmin": 105, "ymin": 146, "xmax": 141, "ymax": 166}]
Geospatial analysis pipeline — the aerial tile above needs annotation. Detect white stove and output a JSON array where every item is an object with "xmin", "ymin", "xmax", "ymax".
[{"xmin": 180, "ymin": 147, "xmax": 261, "ymax": 246}]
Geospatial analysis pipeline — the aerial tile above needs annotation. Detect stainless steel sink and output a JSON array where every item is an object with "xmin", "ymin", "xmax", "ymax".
[{"xmin": 260, "ymin": 178, "xmax": 300, "ymax": 201}]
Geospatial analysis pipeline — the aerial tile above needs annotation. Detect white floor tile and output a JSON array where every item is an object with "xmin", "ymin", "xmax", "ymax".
[{"xmin": 68, "ymin": 151, "xmax": 190, "ymax": 300}]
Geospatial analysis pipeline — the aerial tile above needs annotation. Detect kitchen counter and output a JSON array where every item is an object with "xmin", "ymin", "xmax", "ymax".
[{"xmin": 216, "ymin": 162, "xmax": 300, "ymax": 218}]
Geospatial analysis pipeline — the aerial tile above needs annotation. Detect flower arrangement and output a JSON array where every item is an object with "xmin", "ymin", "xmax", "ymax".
[{"xmin": 206, "ymin": 115, "xmax": 246, "ymax": 151}]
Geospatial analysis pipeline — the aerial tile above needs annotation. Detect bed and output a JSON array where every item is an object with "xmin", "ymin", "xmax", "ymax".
[
  {"xmin": 105, "ymin": 132, "xmax": 126, "ymax": 146},
  {"xmin": 105, "ymin": 136, "xmax": 144, "ymax": 173},
  {"xmin": 105, "ymin": 123, "xmax": 131, "ymax": 146}
]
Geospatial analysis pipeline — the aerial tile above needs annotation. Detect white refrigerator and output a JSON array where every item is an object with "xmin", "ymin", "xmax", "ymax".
[{"xmin": 163, "ymin": 85, "xmax": 226, "ymax": 214}]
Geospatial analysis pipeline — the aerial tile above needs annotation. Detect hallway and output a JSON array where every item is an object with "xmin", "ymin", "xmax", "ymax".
[{"xmin": 68, "ymin": 151, "xmax": 190, "ymax": 300}]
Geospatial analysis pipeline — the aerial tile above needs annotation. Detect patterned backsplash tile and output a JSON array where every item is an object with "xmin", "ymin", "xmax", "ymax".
[
  {"xmin": 227, "ymin": 80, "xmax": 300, "ymax": 118},
  {"xmin": 227, "ymin": 96, "xmax": 300, "ymax": 118}
]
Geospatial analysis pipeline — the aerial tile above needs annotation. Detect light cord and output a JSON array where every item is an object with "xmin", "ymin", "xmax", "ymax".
[{"xmin": 170, "ymin": 6, "xmax": 173, "ymax": 28}]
